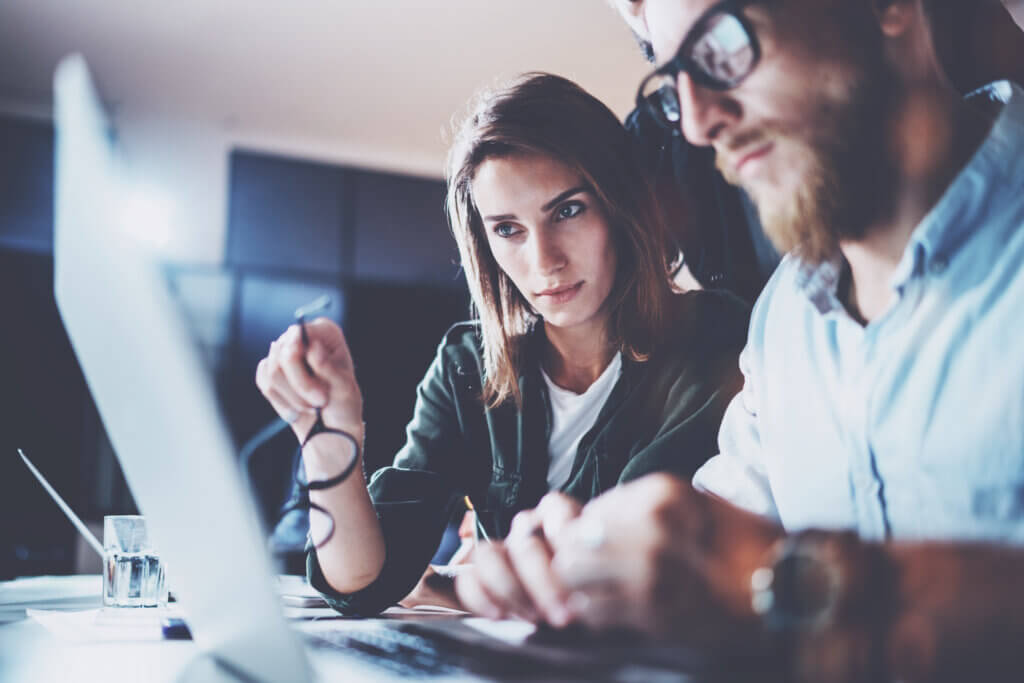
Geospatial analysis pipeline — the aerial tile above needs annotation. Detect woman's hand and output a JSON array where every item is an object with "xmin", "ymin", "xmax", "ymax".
[
  {"xmin": 399, "ymin": 563, "xmax": 475, "ymax": 611},
  {"xmin": 454, "ymin": 493, "xmax": 583, "ymax": 624},
  {"xmin": 257, "ymin": 316, "xmax": 384, "ymax": 594},
  {"xmin": 255, "ymin": 317, "xmax": 364, "ymax": 442}
]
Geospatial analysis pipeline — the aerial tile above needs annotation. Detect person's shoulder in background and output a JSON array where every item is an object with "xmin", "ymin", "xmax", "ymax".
[
  {"xmin": 662, "ymin": 288, "xmax": 751, "ymax": 357},
  {"xmin": 624, "ymin": 104, "xmax": 780, "ymax": 305}
]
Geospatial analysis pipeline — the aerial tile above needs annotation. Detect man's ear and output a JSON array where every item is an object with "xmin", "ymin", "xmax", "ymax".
[{"xmin": 869, "ymin": 0, "xmax": 918, "ymax": 38}]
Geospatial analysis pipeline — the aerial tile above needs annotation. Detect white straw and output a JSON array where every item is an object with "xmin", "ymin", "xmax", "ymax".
[{"xmin": 17, "ymin": 448, "xmax": 105, "ymax": 558}]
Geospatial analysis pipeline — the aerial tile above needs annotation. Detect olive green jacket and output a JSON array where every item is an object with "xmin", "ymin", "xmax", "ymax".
[{"xmin": 308, "ymin": 290, "xmax": 749, "ymax": 616}]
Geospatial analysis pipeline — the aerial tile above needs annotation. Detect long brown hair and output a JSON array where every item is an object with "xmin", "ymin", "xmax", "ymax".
[{"xmin": 446, "ymin": 72, "xmax": 674, "ymax": 408}]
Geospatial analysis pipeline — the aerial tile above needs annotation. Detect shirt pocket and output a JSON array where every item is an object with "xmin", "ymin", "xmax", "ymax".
[{"xmin": 972, "ymin": 484, "xmax": 1024, "ymax": 521}]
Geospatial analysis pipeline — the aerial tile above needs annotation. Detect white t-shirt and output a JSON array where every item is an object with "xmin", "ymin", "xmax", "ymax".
[{"xmin": 541, "ymin": 352, "xmax": 623, "ymax": 490}]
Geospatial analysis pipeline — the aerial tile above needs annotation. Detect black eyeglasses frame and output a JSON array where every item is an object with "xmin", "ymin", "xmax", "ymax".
[
  {"xmin": 635, "ymin": 0, "xmax": 764, "ymax": 129},
  {"xmin": 240, "ymin": 295, "xmax": 360, "ymax": 551}
]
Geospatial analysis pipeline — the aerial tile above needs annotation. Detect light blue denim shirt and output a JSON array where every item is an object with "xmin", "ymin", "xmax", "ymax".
[{"xmin": 693, "ymin": 82, "xmax": 1024, "ymax": 543}]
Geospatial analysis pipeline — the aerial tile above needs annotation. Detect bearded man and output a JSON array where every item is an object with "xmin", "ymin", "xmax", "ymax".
[
  {"xmin": 616, "ymin": 0, "xmax": 1024, "ymax": 304},
  {"xmin": 455, "ymin": 2, "xmax": 1024, "ymax": 680}
]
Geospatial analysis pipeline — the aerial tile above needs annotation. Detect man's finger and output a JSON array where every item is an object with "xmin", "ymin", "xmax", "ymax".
[
  {"xmin": 550, "ymin": 544, "xmax": 622, "ymax": 594},
  {"xmin": 535, "ymin": 492, "xmax": 583, "ymax": 542},
  {"xmin": 507, "ymin": 508, "xmax": 540, "ymax": 542},
  {"xmin": 506, "ymin": 530, "xmax": 571, "ymax": 626},
  {"xmin": 455, "ymin": 567, "xmax": 504, "ymax": 619},
  {"xmin": 563, "ymin": 585, "xmax": 635, "ymax": 632},
  {"xmin": 472, "ymin": 543, "xmax": 540, "ymax": 622}
]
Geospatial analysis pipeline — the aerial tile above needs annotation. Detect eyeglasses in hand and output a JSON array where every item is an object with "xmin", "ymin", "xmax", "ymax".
[{"xmin": 241, "ymin": 295, "xmax": 360, "ymax": 550}]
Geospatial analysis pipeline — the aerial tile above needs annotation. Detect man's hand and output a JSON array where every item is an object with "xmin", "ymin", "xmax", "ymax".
[
  {"xmin": 548, "ymin": 474, "xmax": 783, "ymax": 649},
  {"xmin": 454, "ymin": 493, "xmax": 583, "ymax": 624}
]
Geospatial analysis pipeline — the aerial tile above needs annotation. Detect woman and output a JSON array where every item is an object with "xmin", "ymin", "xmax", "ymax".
[{"xmin": 255, "ymin": 73, "xmax": 748, "ymax": 616}]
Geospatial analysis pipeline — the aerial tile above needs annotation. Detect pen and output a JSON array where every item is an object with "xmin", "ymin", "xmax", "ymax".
[{"xmin": 463, "ymin": 496, "xmax": 491, "ymax": 543}]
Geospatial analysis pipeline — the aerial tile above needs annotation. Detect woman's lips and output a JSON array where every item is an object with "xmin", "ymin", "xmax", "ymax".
[{"xmin": 536, "ymin": 281, "xmax": 583, "ymax": 305}]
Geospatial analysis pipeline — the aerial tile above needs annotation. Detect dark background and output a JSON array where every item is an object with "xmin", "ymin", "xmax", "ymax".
[{"xmin": 0, "ymin": 113, "xmax": 470, "ymax": 579}]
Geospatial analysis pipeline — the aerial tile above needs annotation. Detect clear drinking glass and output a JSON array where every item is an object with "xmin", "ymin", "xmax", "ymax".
[{"xmin": 102, "ymin": 515, "xmax": 167, "ymax": 608}]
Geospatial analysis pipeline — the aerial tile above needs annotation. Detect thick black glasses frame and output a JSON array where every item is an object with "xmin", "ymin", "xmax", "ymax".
[
  {"xmin": 241, "ymin": 295, "xmax": 360, "ymax": 550},
  {"xmin": 293, "ymin": 297, "xmax": 360, "ymax": 492},
  {"xmin": 635, "ymin": 0, "xmax": 763, "ymax": 127}
]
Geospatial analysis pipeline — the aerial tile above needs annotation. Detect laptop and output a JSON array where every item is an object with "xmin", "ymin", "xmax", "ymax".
[{"xmin": 52, "ymin": 54, "xmax": 733, "ymax": 683}]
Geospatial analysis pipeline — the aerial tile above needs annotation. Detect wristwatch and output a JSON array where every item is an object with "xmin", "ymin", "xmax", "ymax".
[
  {"xmin": 751, "ymin": 531, "xmax": 895, "ymax": 681},
  {"xmin": 749, "ymin": 531, "xmax": 847, "ymax": 632}
]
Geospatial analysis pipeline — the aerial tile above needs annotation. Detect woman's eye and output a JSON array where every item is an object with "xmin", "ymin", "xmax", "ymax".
[
  {"xmin": 556, "ymin": 201, "xmax": 585, "ymax": 220},
  {"xmin": 494, "ymin": 223, "xmax": 520, "ymax": 238}
]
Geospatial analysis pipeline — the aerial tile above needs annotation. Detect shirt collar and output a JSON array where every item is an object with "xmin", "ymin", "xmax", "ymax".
[
  {"xmin": 796, "ymin": 81, "xmax": 1024, "ymax": 313},
  {"xmin": 794, "ymin": 255, "xmax": 846, "ymax": 316}
]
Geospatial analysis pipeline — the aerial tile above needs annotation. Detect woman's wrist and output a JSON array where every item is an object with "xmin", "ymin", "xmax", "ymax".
[{"xmin": 301, "ymin": 421, "xmax": 366, "ymax": 480}]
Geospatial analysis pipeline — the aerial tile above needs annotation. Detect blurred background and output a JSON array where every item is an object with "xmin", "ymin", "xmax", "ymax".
[
  {"xmin": 2, "ymin": 1, "xmax": 1023, "ymax": 580},
  {"xmin": 0, "ymin": 0, "xmax": 650, "ymax": 579}
]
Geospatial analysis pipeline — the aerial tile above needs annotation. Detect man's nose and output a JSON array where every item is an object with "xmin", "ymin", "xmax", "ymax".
[{"xmin": 676, "ymin": 72, "xmax": 738, "ymax": 147}]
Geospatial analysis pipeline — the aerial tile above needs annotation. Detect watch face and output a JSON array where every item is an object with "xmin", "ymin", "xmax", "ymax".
[{"xmin": 771, "ymin": 547, "xmax": 842, "ymax": 629}]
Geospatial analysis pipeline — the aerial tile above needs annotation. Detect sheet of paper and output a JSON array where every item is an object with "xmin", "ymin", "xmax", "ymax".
[
  {"xmin": 26, "ymin": 606, "xmax": 181, "ymax": 643},
  {"xmin": 0, "ymin": 575, "xmax": 103, "ymax": 624},
  {"xmin": 461, "ymin": 617, "xmax": 536, "ymax": 644},
  {"xmin": 0, "ymin": 575, "xmax": 102, "ymax": 606}
]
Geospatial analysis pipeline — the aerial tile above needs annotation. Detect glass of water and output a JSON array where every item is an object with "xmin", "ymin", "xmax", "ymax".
[{"xmin": 103, "ymin": 515, "xmax": 167, "ymax": 608}]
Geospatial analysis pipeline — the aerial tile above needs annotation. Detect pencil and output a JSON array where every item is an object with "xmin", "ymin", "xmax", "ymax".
[{"xmin": 463, "ymin": 495, "xmax": 491, "ymax": 543}]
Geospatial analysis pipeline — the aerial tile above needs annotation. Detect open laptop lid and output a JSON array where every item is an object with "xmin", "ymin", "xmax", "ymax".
[{"xmin": 53, "ymin": 55, "xmax": 312, "ymax": 683}]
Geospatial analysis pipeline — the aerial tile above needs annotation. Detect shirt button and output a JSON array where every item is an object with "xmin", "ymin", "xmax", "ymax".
[{"xmin": 929, "ymin": 258, "xmax": 947, "ymax": 275}]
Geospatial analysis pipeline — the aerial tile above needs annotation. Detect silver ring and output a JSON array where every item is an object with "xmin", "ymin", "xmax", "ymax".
[
  {"xmin": 281, "ymin": 410, "xmax": 299, "ymax": 424},
  {"xmin": 578, "ymin": 518, "xmax": 606, "ymax": 550}
]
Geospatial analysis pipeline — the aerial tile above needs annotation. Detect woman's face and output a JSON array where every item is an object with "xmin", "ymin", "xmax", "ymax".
[{"xmin": 473, "ymin": 153, "xmax": 618, "ymax": 335}]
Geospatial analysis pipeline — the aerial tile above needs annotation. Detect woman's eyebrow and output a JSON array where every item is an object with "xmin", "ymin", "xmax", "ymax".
[
  {"xmin": 483, "ymin": 212, "xmax": 517, "ymax": 222},
  {"xmin": 542, "ymin": 185, "xmax": 591, "ymax": 212},
  {"xmin": 482, "ymin": 184, "xmax": 592, "ymax": 222}
]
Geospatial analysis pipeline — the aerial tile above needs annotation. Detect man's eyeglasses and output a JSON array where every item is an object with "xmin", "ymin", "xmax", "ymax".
[
  {"xmin": 636, "ymin": 0, "xmax": 763, "ymax": 131},
  {"xmin": 241, "ymin": 295, "xmax": 360, "ymax": 550}
]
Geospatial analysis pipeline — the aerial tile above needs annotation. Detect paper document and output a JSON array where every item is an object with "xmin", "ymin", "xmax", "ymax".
[
  {"xmin": 27, "ymin": 606, "xmax": 178, "ymax": 642},
  {"xmin": 0, "ymin": 575, "xmax": 102, "ymax": 623},
  {"xmin": 0, "ymin": 575, "xmax": 101, "ymax": 606}
]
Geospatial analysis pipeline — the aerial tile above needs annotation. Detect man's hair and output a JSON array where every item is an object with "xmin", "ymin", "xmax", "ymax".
[{"xmin": 446, "ymin": 73, "xmax": 674, "ymax": 408}]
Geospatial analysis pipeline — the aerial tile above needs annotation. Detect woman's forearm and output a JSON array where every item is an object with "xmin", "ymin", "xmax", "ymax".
[{"xmin": 305, "ymin": 429, "xmax": 386, "ymax": 594}]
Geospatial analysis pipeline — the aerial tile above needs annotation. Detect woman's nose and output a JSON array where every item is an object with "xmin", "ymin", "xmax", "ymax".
[{"xmin": 532, "ymin": 231, "xmax": 567, "ymax": 275}]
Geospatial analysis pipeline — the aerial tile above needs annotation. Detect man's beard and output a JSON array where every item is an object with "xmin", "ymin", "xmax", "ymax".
[{"xmin": 718, "ymin": 69, "xmax": 895, "ymax": 266}]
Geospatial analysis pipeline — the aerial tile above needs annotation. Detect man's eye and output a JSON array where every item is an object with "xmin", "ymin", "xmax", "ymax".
[
  {"xmin": 494, "ymin": 223, "xmax": 520, "ymax": 238},
  {"xmin": 557, "ymin": 201, "xmax": 585, "ymax": 220}
]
